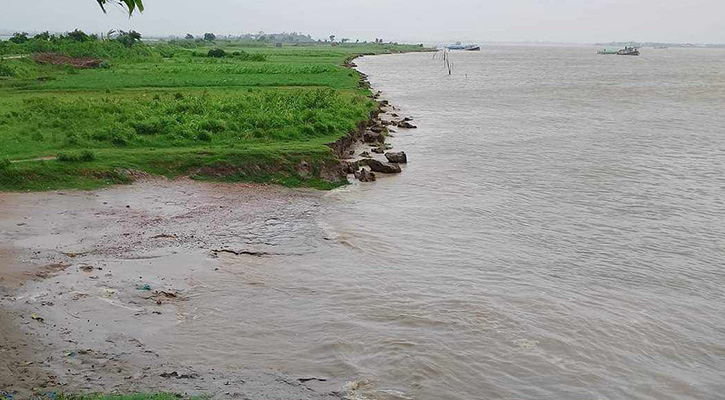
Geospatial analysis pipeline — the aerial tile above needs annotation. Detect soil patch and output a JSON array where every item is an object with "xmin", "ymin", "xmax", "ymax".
[{"xmin": 33, "ymin": 53, "xmax": 105, "ymax": 69}]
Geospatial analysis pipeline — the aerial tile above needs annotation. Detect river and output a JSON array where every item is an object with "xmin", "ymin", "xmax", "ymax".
[
  {"xmin": 195, "ymin": 46, "xmax": 725, "ymax": 399},
  {"xmin": 313, "ymin": 46, "xmax": 725, "ymax": 399}
]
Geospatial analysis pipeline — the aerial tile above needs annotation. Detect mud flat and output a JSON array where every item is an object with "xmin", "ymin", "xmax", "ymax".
[{"xmin": 0, "ymin": 179, "xmax": 353, "ymax": 399}]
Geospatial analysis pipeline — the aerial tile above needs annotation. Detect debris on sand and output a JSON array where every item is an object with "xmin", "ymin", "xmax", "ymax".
[
  {"xmin": 298, "ymin": 377, "xmax": 328, "ymax": 383},
  {"xmin": 160, "ymin": 371, "xmax": 199, "ymax": 379},
  {"xmin": 33, "ymin": 53, "xmax": 105, "ymax": 68}
]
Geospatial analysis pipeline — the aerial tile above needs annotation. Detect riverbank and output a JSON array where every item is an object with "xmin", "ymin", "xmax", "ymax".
[
  {"xmin": 0, "ymin": 179, "xmax": 355, "ymax": 399},
  {"xmin": 0, "ymin": 42, "xmax": 424, "ymax": 399},
  {"xmin": 0, "ymin": 61, "xmax": 417, "ymax": 400},
  {"xmin": 0, "ymin": 39, "xmax": 429, "ymax": 192}
]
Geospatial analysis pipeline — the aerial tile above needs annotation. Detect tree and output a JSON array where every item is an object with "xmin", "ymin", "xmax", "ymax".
[
  {"xmin": 207, "ymin": 48, "xmax": 226, "ymax": 58},
  {"xmin": 96, "ymin": 0, "xmax": 144, "ymax": 16},
  {"xmin": 203, "ymin": 33, "xmax": 216, "ymax": 42},
  {"xmin": 341, "ymin": 38, "xmax": 349, "ymax": 44},
  {"xmin": 329, "ymin": 35, "xmax": 336, "ymax": 43},
  {"xmin": 68, "ymin": 29, "xmax": 91, "ymax": 42},
  {"xmin": 117, "ymin": 30, "xmax": 142, "ymax": 47},
  {"xmin": 9, "ymin": 32, "xmax": 29, "ymax": 44},
  {"xmin": 34, "ymin": 31, "xmax": 51, "ymax": 41},
  {"xmin": 185, "ymin": 34, "xmax": 194, "ymax": 40}
]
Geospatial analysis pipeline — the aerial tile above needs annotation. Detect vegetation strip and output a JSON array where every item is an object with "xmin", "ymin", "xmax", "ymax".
[{"xmin": 0, "ymin": 31, "xmax": 429, "ymax": 191}]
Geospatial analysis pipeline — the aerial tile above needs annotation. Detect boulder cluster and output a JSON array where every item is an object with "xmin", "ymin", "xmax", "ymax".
[{"xmin": 341, "ymin": 91, "xmax": 414, "ymax": 183}]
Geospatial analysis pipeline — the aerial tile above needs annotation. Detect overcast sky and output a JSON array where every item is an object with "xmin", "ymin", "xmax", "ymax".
[{"xmin": 2, "ymin": 0, "xmax": 724, "ymax": 44}]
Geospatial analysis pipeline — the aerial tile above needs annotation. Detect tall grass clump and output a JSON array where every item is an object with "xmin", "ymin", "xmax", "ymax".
[
  {"xmin": 57, "ymin": 150, "xmax": 96, "ymax": 162},
  {"xmin": 0, "ymin": 62, "xmax": 15, "ymax": 77}
]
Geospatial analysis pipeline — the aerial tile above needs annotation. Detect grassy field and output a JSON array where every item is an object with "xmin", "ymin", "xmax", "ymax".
[{"xmin": 0, "ymin": 38, "xmax": 427, "ymax": 191}]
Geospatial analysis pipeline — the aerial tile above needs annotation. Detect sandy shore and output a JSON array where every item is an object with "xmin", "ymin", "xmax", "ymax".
[{"xmin": 0, "ymin": 178, "xmax": 351, "ymax": 399}]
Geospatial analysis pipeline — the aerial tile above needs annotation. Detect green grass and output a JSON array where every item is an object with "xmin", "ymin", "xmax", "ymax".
[{"xmin": 0, "ymin": 39, "xmax": 430, "ymax": 191}]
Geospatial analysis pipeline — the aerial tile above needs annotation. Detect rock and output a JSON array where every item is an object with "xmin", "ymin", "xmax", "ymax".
[
  {"xmin": 391, "ymin": 113, "xmax": 399, "ymax": 117},
  {"xmin": 371, "ymin": 147, "xmax": 385, "ymax": 154},
  {"xmin": 297, "ymin": 161, "xmax": 311, "ymax": 177},
  {"xmin": 385, "ymin": 151, "xmax": 408, "ymax": 163},
  {"xmin": 404, "ymin": 117, "xmax": 413, "ymax": 121},
  {"xmin": 359, "ymin": 151, "xmax": 372, "ymax": 158},
  {"xmin": 388, "ymin": 128, "xmax": 397, "ymax": 133},
  {"xmin": 354, "ymin": 168, "xmax": 376, "ymax": 182},
  {"xmin": 397, "ymin": 121, "xmax": 417, "ymax": 129},
  {"xmin": 370, "ymin": 125, "xmax": 386, "ymax": 134},
  {"xmin": 379, "ymin": 100, "xmax": 389, "ymax": 106},
  {"xmin": 364, "ymin": 131, "xmax": 383, "ymax": 143},
  {"xmin": 362, "ymin": 159, "xmax": 402, "ymax": 174},
  {"xmin": 340, "ymin": 161, "xmax": 358, "ymax": 174},
  {"xmin": 160, "ymin": 371, "xmax": 198, "ymax": 379}
]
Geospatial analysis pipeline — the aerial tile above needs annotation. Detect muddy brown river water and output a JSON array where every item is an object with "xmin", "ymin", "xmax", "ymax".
[{"xmin": 3, "ymin": 46, "xmax": 725, "ymax": 400}]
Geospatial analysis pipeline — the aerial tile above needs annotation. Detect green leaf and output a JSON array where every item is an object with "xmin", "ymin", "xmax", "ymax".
[{"xmin": 96, "ymin": 0, "xmax": 144, "ymax": 16}]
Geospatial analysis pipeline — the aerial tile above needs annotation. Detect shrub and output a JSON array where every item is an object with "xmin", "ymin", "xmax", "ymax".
[
  {"xmin": 131, "ymin": 118, "xmax": 169, "ymax": 135},
  {"xmin": 207, "ymin": 48, "xmax": 227, "ymax": 58},
  {"xmin": 0, "ymin": 158, "xmax": 11, "ymax": 170},
  {"xmin": 65, "ymin": 132, "xmax": 80, "ymax": 146},
  {"xmin": 199, "ymin": 119, "xmax": 226, "ymax": 133},
  {"xmin": 229, "ymin": 51, "xmax": 267, "ymax": 61},
  {"xmin": 57, "ymin": 150, "xmax": 96, "ymax": 162},
  {"xmin": 0, "ymin": 63, "xmax": 15, "ymax": 77},
  {"xmin": 110, "ymin": 130, "xmax": 131, "ymax": 146},
  {"xmin": 197, "ymin": 131, "xmax": 212, "ymax": 142},
  {"xmin": 93, "ymin": 125, "xmax": 135, "ymax": 146}
]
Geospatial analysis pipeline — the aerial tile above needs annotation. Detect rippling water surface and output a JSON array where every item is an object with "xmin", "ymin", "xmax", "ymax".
[{"xmin": 174, "ymin": 46, "xmax": 725, "ymax": 399}]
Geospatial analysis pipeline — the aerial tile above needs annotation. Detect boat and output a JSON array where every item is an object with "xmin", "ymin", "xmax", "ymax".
[
  {"xmin": 446, "ymin": 42, "xmax": 480, "ymax": 51},
  {"xmin": 616, "ymin": 46, "xmax": 640, "ymax": 56},
  {"xmin": 597, "ymin": 46, "xmax": 640, "ymax": 56}
]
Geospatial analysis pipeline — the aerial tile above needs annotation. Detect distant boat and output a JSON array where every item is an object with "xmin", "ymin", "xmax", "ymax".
[
  {"xmin": 654, "ymin": 45, "xmax": 668, "ymax": 49},
  {"xmin": 617, "ymin": 46, "xmax": 640, "ymax": 56},
  {"xmin": 597, "ymin": 46, "xmax": 640, "ymax": 56},
  {"xmin": 446, "ymin": 42, "xmax": 480, "ymax": 51}
]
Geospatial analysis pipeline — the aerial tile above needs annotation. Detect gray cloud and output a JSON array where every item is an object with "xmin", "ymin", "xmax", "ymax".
[{"xmin": 2, "ymin": 0, "xmax": 724, "ymax": 43}]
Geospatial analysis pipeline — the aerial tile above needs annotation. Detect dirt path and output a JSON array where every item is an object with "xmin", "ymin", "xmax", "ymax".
[
  {"xmin": 0, "ymin": 55, "xmax": 28, "ymax": 60},
  {"xmin": 9, "ymin": 156, "xmax": 58, "ymax": 164},
  {"xmin": 0, "ymin": 179, "xmax": 348, "ymax": 399}
]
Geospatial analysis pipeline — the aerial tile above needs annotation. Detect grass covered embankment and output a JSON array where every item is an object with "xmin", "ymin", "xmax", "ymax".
[{"xmin": 0, "ymin": 35, "xmax": 428, "ymax": 191}]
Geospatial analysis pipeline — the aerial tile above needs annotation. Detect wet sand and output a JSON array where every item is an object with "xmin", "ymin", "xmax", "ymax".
[{"xmin": 0, "ymin": 178, "xmax": 347, "ymax": 399}]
